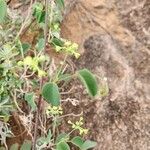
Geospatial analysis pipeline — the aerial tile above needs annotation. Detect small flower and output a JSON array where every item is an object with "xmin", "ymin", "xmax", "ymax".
[
  {"xmin": 74, "ymin": 52, "xmax": 80, "ymax": 59},
  {"xmin": 54, "ymin": 39, "xmax": 80, "ymax": 59},
  {"xmin": 38, "ymin": 69, "xmax": 46, "ymax": 77},
  {"xmin": 17, "ymin": 61, "xmax": 23, "ymax": 66},
  {"xmin": 68, "ymin": 117, "xmax": 88, "ymax": 135},
  {"xmin": 46, "ymin": 106, "xmax": 63, "ymax": 116},
  {"xmin": 24, "ymin": 56, "xmax": 33, "ymax": 65}
]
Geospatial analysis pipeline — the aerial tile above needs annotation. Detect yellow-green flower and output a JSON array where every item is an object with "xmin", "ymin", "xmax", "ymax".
[
  {"xmin": 38, "ymin": 69, "xmax": 46, "ymax": 77},
  {"xmin": 46, "ymin": 106, "xmax": 63, "ymax": 116},
  {"xmin": 68, "ymin": 117, "xmax": 88, "ymax": 135},
  {"xmin": 17, "ymin": 55, "xmax": 47, "ymax": 77}
]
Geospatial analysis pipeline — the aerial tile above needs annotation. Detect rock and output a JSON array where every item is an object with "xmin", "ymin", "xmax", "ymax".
[{"xmin": 61, "ymin": 0, "xmax": 150, "ymax": 149}]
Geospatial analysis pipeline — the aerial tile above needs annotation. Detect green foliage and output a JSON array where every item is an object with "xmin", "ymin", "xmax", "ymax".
[
  {"xmin": 56, "ymin": 142, "xmax": 70, "ymax": 150},
  {"xmin": 25, "ymin": 93, "xmax": 37, "ymax": 111},
  {"xmin": 0, "ymin": 0, "xmax": 108, "ymax": 149},
  {"xmin": 18, "ymin": 55, "xmax": 47, "ymax": 77},
  {"xmin": 0, "ymin": 0, "xmax": 7, "ymax": 23},
  {"xmin": 71, "ymin": 137, "xmax": 97, "ymax": 150},
  {"xmin": 81, "ymin": 140, "xmax": 97, "ymax": 150},
  {"xmin": 20, "ymin": 140, "xmax": 32, "ymax": 150},
  {"xmin": 51, "ymin": 37, "xmax": 80, "ymax": 58},
  {"xmin": 33, "ymin": 2, "xmax": 45, "ymax": 23},
  {"xmin": 35, "ymin": 38, "xmax": 45, "ymax": 51},
  {"xmin": 36, "ymin": 130, "xmax": 52, "ymax": 149},
  {"xmin": 0, "ymin": 44, "xmax": 18, "ymax": 61},
  {"xmin": 10, "ymin": 143, "xmax": 19, "ymax": 150},
  {"xmin": 77, "ymin": 69, "xmax": 98, "ymax": 97},
  {"xmin": 56, "ymin": 0, "xmax": 65, "ymax": 10},
  {"xmin": 56, "ymin": 133, "xmax": 69, "ymax": 144},
  {"xmin": 22, "ymin": 43, "xmax": 31, "ymax": 53},
  {"xmin": 71, "ymin": 136, "xmax": 84, "ymax": 149},
  {"xmin": 42, "ymin": 82, "xmax": 61, "ymax": 106}
]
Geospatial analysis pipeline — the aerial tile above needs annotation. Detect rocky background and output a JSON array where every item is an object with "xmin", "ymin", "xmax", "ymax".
[{"xmin": 61, "ymin": 0, "xmax": 150, "ymax": 149}]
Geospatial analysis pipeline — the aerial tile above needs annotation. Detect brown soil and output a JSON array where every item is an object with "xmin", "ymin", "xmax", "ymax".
[{"xmin": 61, "ymin": 0, "xmax": 150, "ymax": 150}]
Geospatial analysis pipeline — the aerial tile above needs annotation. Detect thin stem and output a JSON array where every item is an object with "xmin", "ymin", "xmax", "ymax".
[
  {"xmin": 11, "ymin": 90, "xmax": 24, "ymax": 114},
  {"xmin": 52, "ymin": 116, "xmax": 57, "ymax": 139},
  {"xmin": 15, "ymin": 0, "xmax": 34, "ymax": 40},
  {"xmin": 32, "ymin": 0, "xmax": 49, "ymax": 149}
]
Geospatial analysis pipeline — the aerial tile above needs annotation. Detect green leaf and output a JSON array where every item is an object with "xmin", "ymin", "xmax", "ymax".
[
  {"xmin": 56, "ymin": 0, "xmax": 64, "ymax": 10},
  {"xmin": 33, "ymin": 2, "xmax": 45, "ymax": 23},
  {"xmin": 81, "ymin": 140, "xmax": 97, "ymax": 150},
  {"xmin": 20, "ymin": 140, "xmax": 32, "ymax": 150},
  {"xmin": 56, "ymin": 133, "xmax": 69, "ymax": 144},
  {"xmin": 56, "ymin": 142, "xmax": 70, "ymax": 150},
  {"xmin": 42, "ymin": 82, "xmax": 60, "ymax": 106},
  {"xmin": 71, "ymin": 136, "xmax": 84, "ymax": 149},
  {"xmin": 36, "ymin": 130, "xmax": 52, "ymax": 148},
  {"xmin": 47, "ymin": 130, "xmax": 52, "ymax": 141},
  {"xmin": 25, "ymin": 93, "xmax": 37, "ymax": 111},
  {"xmin": 22, "ymin": 43, "xmax": 31, "ymax": 53},
  {"xmin": 10, "ymin": 143, "xmax": 19, "ymax": 150},
  {"xmin": 77, "ymin": 69, "xmax": 98, "ymax": 97},
  {"xmin": 0, "ymin": 0, "xmax": 7, "ymax": 23},
  {"xmin": 35, "ymin": 38, "xmax": 45, "ymax": 51},
  {"xmin": 52, "ymin": 37, "xmax": 64, "ymax": 47}
]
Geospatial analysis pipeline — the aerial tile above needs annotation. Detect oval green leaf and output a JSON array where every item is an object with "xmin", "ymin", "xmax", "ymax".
[
  {"xmin": 81, "ymin": 140, "xmax": 97, "ymax": 150},
  {"xmin": 20, "ymin": 140, "xmax": 32, "ymax": 150},
  {"xmin": 77, "ymin": 69, "xmax": 98, "ymax": 97},
  {"xmin": 71, "ymin": 136, "xmax": 84, "ymax": 149},
  {"xmin": 0, "ymin": 0, "xmax": 7, "ymax": 23},
  {"xmin": 42, "ymin": 82, "xmax": 60, "ymax": 106},
  {"xmin": 56, "ymin": 142, "xmax": 70, "ymax": 150},
  {"xmin": 56, "ymin": 133, "xmax": 69, "ymax": 144}
]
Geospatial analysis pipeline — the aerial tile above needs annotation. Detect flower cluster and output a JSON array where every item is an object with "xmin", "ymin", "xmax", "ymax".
[
  {"xmin": 55, "ymin": 40, "xmax": 80, "ymax": 59},
  {"xmin": 68, "ymin": 117, "xmax": 88, "ymax": 135},
  {"xmin": 17, "ymin": 55, "xmax": 47, "ymax": 77},
  {"xmin": 46, "ymin": 106, "xmax": 63, "ymax": 116}
]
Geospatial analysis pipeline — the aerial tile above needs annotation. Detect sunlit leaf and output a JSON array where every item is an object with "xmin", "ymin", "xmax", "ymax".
[
  {"xmin": 52, "ymin": 37, "xmax": 64, "ymax": 47},
  {"xmin": 20, "ymin": 140, "xmax": 32, "ymax": 150},
  {"xmin": 56, "ymin": 133, "xmax": 69, "ymax": 144},
  {"xmin": 77, "ymin": 69, "xmax": 98, "ymax": 97},
  {"xmin": 81, "ymin": 140, "xmax": 97, "ymax": 150},
  {"xmin": 42, "ymin": 82, "xmax": 60, "ymax": 106},
  {"xmin": 56, "ymin": 142, "xmax": 70, "ymax": 150},
  {"xmin": 71, "ymin": 136, "xmax": 84, "ymax": 149},
  {"xmin": 33, "ymin": 2, "xmax": 45, "ymax": 23}
]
